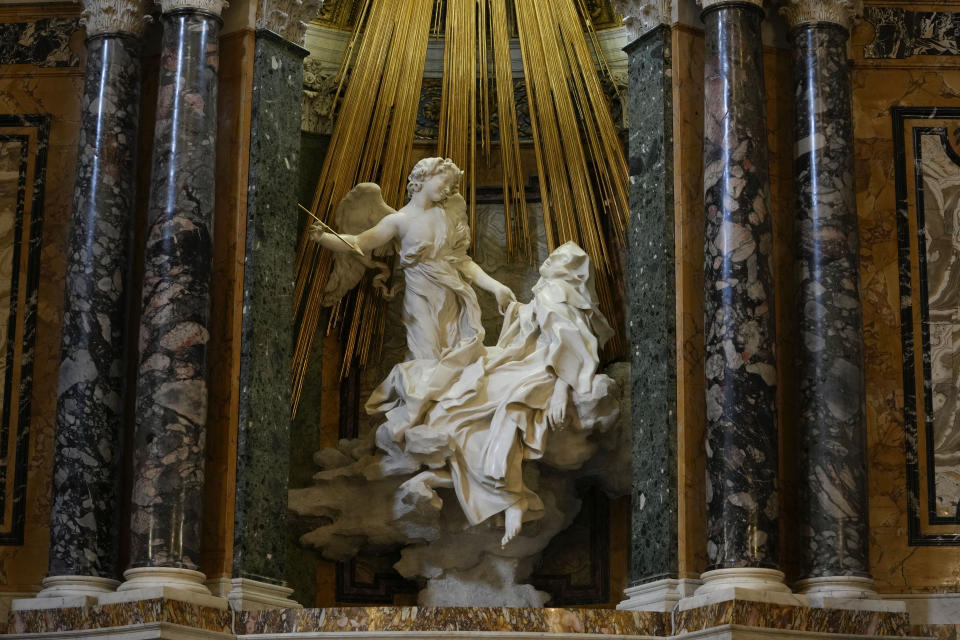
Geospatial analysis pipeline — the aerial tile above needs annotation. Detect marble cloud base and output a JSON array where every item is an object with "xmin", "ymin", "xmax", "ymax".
[{"xmin": 3, "ymin": 600, "xmax": 930, "ymax": 640}]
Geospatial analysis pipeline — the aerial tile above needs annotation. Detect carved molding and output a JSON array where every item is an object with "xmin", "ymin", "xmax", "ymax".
[
  {"xmin": 611, "ymin": 0, "xmax": 671, "ymax": 41},
  {"xmin": 256, "ymin": 0, "xmax": 325, "ymax": 45},
  {"xmin": 780, "ymin": 0, "xmax": 862, "ymax": 30},
  {"xmin": 301, "ymin": 56, "xmax": 338, "ymax": 135},
  {"xmin": 81, "ymin": 0, "xmax": 151, "ymax": 36},
  {"xmin": 697, "ymin": 0, "xmax": 763, "ymax": 10},
  {"xmin": 158, "ymin": 0, "xmax": 228, "ymax": 16}
]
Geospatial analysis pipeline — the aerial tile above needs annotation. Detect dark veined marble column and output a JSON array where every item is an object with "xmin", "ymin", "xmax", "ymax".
[
  {"xmin": 38, "ymin": 0, "xmax": 148, "ymax": 601},
  {"xmin": 781, "ymin": 0, "xmax": 876, "ymax": 600},
  {"xmin": 698, "ymin": 0, "xmax": 786, "ymax": 593},
  {"xmin": 120, "ymin": 0, "xmax": 226, "ymax": 593}
]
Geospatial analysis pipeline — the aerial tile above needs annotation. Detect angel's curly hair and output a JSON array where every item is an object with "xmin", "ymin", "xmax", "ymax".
[{"xmin": 406, "ymin": 157, "xmax": 463, "ymax": 200}]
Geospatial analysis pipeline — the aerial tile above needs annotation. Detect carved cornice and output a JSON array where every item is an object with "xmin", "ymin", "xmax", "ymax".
[
  {"xmin": 158, "ymin": 0, "xmax": 228, "ymax": 16},
  {"xmin": 697, "ymin": 0, "xmax": 764, "ymax": 10},
  {"xmin": 256, "ymin": 0, "xmax": 324, "ymax": 45},
  {"xmin": 612, "ymin": 0, "xmax": 671, "ymax": 41},
  {"xmin": 780, "ymin": 0, "xmax": 862, "ymax": 30},
  {"xmin": 80, "ymin": 0, "xmax": 151, "ymax": 36}
]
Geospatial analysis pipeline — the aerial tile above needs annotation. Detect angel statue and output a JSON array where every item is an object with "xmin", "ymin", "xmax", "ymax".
[{"xmin": 311, "ymin": 157, "xmax": 516, "ymax": 362}]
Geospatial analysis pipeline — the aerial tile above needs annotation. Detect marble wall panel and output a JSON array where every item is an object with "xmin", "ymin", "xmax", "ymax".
[
  {"xmin": 849, "ymin": 13, "xmax": 960, "ymax": 591},
  {"xmin": 764, "ymin": 42, "xmax": 799, "ymax": 582},
  {"xmin": 0, "ymin": 118, "xmax": 48, "ymax": 547},
  {"xmin": 0, "ymin": 5, "xmax": 83, "ymax": 598},
  {"xmin": 894, "ymin": 119, "xmax": 960, "ymax": 529},
  {"xmin": 671, "ymin": 24, "xmax": 707, "ymax": 581},
  {"xmin": 0, "ymin": 18, "xmax": 79, "ymax": 68},
  {"xmin": 202, "ymin": 27, "xmax": 254, "ymax": 582}
]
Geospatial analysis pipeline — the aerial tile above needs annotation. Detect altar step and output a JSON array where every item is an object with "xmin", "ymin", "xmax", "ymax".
[{"xmin": 3, "ymin": 600, "xmax": 940, "ymax": 640}]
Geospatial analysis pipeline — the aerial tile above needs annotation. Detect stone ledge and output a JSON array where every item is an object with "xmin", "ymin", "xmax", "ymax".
[
  {"xmin": 8, "ymin": 597, "xmax": 233, "ymax": 635},
  {"xmin": 2, "ymin": 621, "xmax": 233, "ymax": 640},
  {"xmin": 5, "ymin": 603, "xmax": 924, "ymax": 639},
  {"xmin": 235, "ymin": 607, "xmax": 669, "ymax": 636},
  {"xmin": 674, "ymin": 599, "xmax": 911, "ymax": 637}
]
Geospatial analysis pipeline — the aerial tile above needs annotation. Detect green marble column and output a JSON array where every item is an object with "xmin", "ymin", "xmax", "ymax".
[{"xmin": 226, "ymin": 27, "xmax": 310, "ymax": 609}]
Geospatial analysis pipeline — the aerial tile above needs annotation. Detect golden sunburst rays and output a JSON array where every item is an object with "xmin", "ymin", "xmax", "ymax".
[
  {"xmin": 292, "ymin": 0, "xmax": 434, "ymax": 414},
  {"xmin": 292, "ymin": 0, "xmax": 628, "ymax": 416}
]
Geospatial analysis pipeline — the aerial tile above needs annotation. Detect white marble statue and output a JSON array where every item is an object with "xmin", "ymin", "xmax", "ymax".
[
  {"xmin": 294, "ymin": 160, "xmax": 624, "ymax": 605},
  {"xmin": 311, "ymin": 157, "xmax": 515, "ymax": 361}
]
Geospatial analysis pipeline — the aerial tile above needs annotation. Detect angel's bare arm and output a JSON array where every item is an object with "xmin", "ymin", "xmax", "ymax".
[
  {"xmin": 459, "ymin": 259, "xmax": 516, "ymax": 313},
  {"xmin": 314, "ymin": 213, "xmax": 401, "ymax": 254}
]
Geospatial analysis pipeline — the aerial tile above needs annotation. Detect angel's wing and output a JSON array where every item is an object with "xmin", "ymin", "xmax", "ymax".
[
  {"xmin": 321, "ymin": 183, "xmax": 397, "ymax": 307},
  {"xmin": 443, "ymin": 193, "xmax": 471, "ymax": 257}
]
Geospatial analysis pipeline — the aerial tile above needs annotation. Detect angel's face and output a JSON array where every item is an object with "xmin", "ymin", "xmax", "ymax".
[{"xmin": 423, "ymin": 173, "xmax": 451, "ymax": 203}]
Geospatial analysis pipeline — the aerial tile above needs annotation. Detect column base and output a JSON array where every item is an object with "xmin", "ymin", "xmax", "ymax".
[
  {"xmin": 38, "ymin": 575, "xmax": 120, "ymax": 598},
  {"xmin": 617, "ymin": 578, "xmax": 702, "ymax": 612},
  {"xmin": 209, "ymin": 577, "xmax": 302, "ymax": 611},
  {"xmin": 795, "ymin": 576, "xmax": 905, "ymax": 612},
  {"xmin": 684, "ymin": 568, "xmax": 808, "ymax": 609},
  {"xmin": 104, "ymin": 567, "xmax": 228, "ymax": 610},
  {"xmin": 12, "ymin": 576, "xmax": 120, "ymax": 611}
]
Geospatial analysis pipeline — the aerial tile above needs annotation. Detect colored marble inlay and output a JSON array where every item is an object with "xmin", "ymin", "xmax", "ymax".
[
  {"xmin": 701, "ymin": 4, "xmax": 779, "ymax": 570},
  {"xmin": 0, "ymin": 18, "xmax": 79, "ymax": 67},
  {"xmin": 236, "ymin": 607, "xmax": 669, "ymax": 636},
  {"xmin": 674, "ymin": 601, "xmax": 910, "ymax": 636},
  {"xmin": 9, "ymin": 599, "xmax": 232, "ymax": 634},
  {"xmin": 129, "ymin": 9, "xmax": 220, "ymax": 569},
  {"xmin": 0, "ymin": 114, "xmax": 50, "ymax": 545},
  {"xmin": 892, "ymin": 107, "xmax": 960, "ymax": 545},
  {"xmin": 863, "ymin": 8, "xmax": 960, "ymax": 59},
  {"xmin": 624, "ymin": 24, "xmax": 679, "ymax": 586},
  {"xmin": 49, "ymin": 34, "xmax": 141, "ymax": 579},
  {"xmin": 790, "ymin": 23, "xmax": 869, "ymax": 579}
]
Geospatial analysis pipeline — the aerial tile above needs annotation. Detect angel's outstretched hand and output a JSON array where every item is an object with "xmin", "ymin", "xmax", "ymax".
[{"xmin": 494, "ymin": 283, "xmax": 517, "ymax": 314}]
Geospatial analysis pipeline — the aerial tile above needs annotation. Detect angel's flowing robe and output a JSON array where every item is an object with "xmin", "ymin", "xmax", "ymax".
[{"xmin": 367, "ymin": 273, "xmax": 619, "ymax": 526}]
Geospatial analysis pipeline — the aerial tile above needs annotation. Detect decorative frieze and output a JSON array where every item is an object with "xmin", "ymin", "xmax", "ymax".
[
  {"xmin": 612, "ymin": 0, "xmax": 671, "ymax": 41},
  {"xmin": 781, "ymin": 0, "xmax": 862, "ymax": 31},
  {"xmin": 697, "ymin": 0, "xmax": 763, "ymax": 11},
  {"xmin": 255, "ymin": 0, "xmax": 325, "ymax": 45},
  {"xmin": 158, "ymin": 0, "xmax": 228, "ymax": 16},
  {"xmin": 80, "ymin": 0, "xmax": 151, "ymax": 37}
]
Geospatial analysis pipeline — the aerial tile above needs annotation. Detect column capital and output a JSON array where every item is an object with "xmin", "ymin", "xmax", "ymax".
[
  {"xmin": 157, "ymin": 0, "xmax": 228, "ymax": 16},
  {"xmin": 780, "ymin": 0, "xmax": 862, "ymax": 30},
  {"xmin": 612, "ymin": 0, "xmax": 671, "ymax": 41},
  {"xmin": 80, "ymin": 0, "xmax": 151, "ymax": 37},
  {"xmin": 256, "ymin": 0, "xmax": 325, "ymax": 46},
  {"xmin": 697, "ymin": 0, "xmax": 764, "ymax": 10}
]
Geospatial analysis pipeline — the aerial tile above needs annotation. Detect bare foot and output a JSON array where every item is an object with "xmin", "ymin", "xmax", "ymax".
[{"xmin": 501, "ymin": 504, "xmax": 524, "ymax": 547}]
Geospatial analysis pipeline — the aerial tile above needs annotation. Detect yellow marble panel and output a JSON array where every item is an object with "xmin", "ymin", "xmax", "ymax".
[
  {"xmin": 672, "ymin": 24, "xmax": 707, "ymax": 580},
  {"xmin": 0, "ymin": 22, "xmax": 82, "ymax": 592},
  {"xmin": 851, "ymin": 17, "xmax": 960, "ymax": 591},
  {"xmin": 202, "ymin": 27, "xmax": 256, "ymax": 583}
]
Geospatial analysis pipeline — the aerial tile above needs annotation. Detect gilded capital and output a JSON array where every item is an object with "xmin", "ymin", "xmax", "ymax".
[
  {"xmin": 255, "ymin": 0, "xmax": 325, "ymax": 45},
  {"xmin": 697, "ymin": 0, "xmax": 764, "ymax": 10},
  {"xmin": 612, "ymin": 0, "xmax": 671, "ymax": 41},
  {"xmin": 780, "ymin": 0, "xmax": 862, "ymax": 30},
  {"xmin": 157, "ymin": 0, "xmax": 229, "ymax": 16},
  {"xmin": 80, "ymin": 0, "xmax": 151, "ymax": 37}
]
